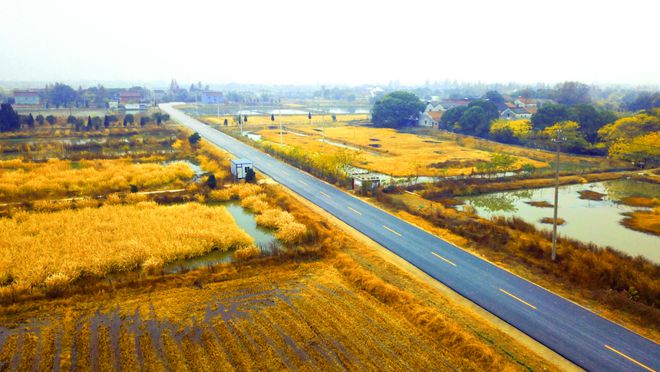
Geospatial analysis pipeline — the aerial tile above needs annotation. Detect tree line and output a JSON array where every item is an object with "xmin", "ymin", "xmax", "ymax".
[{"xmin": 0, "ymin": 105, "xmax": 169, "ymax": 132}]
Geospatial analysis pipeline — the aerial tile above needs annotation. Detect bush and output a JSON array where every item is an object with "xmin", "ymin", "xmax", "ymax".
[
  {"xmin": 255, "ymin": 209, "xmax": 295, "ymax": 229},
  {"xmin": 276, "ymin": 222, "xmax": 307, "ymax": 245},
  {"xmin": 188, "ymin": 132, "xmax": 202, "ymax": 145},
  {"xmin": 241, "ymin": 194, "xmax": 269, "ymax": 213},
  {"xmin": 233, "ymin": 245, "xmax": 261, "ymax": 261}
]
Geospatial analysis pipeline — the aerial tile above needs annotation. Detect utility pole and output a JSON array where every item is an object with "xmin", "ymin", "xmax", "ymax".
[{"xmin": 551, "ymin": 128, "xmax": 566, "ymax": 261}]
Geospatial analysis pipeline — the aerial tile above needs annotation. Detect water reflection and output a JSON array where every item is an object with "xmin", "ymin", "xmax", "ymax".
[{"xmin": 460, "ymin": 180, "xmax": 660, "ymax": 263}]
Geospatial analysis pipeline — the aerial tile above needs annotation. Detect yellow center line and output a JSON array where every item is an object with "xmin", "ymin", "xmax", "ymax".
[
  {"xmin": 499, "ymin": 289, "xmax": 537, "ymax": 310},
  {"xmin": 431, "ymin": 252, "xmax": 457, "ymax": 267},
  {"xmin": 347, "ymin": 206, "xmax": 362, "ymax": 215},
  {"xmin": 383, "ymin": 225, "xmax": 402, "ymax": 237},
  {"xmin": 604, "ymin": 345, "xmax": 656, "ymax": 372},
  {"xmin": 298, "ymin": 180, "xmax": 308, "ymax": 186},
  {"xmin": 320, "ymin": 191, "xmax": 331, "ymax": 198}
]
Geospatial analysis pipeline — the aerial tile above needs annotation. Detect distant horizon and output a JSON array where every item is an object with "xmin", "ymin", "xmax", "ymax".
[
  {"xmin": 2, "ymin": 79, "xmax": 659, "ymax": 92},
  {"xmin": 2, "ymin": 0, "xmax": 659, "ymax": 88}
]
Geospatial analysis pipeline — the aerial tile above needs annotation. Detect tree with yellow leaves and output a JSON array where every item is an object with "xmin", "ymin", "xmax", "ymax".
[
  {"xmin": 489, "ymin": 119, "xmax": 532, "ymax": 144},
  {"xmin": 598, "ymin": 109, "xmax": 660, "ymax": 167},
  {"xmin": 540, "ymin": 121, "xmax": 589, "ymax": 153}
]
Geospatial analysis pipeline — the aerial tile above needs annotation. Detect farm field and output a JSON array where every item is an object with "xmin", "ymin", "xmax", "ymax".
[
  {"xmin": 0, "ymin": 117, "xmax": 553, "ymax": 370},
  {"xmin": 204, "ymin": 114, "xmax": 620, "ymax": 178}
]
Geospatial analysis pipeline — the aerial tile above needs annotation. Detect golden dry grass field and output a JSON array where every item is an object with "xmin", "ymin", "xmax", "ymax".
[
  {"xmin": 0, "ymin": 158, "xmax": 194, "ymax": 202},
  {"xmin": 204, "ymin": 115, "xmax": 552, "ymax": 177},
  {"xmin": 205, "ymin": 114, "xmax": 623, "ymax": 178},
  {"xmin": 204, "ymin": 113, "xmax": 368, "ymax": 127},
  {"xmin": 0, "ymin": 203, "xmax": 253, "ymax": 289},
  {"xmin": 0, "ymin": 119, "xmax": 558, "ymax": 370}
]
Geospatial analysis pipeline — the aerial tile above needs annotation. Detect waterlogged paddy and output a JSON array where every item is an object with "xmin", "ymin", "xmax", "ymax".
[
  {"xmin": 460, "ymin": 179, "xmax": 660, "ymax": 263},
  {"xmin": 164, "ymin": 203, "xmax": 277, "ymax": 272}
]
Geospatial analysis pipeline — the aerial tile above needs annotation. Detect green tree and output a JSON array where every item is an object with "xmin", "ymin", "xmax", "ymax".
[
  {"xmin": 103, "ymin": 115, "xmax": 110, "ymax": 128},
  {"xmin": 223, "ymin": 118, "xmax": 228, "ymax": 126},
  {"xmin": 188, "ymin": 132, "xmax": 202, "ymax": 145},
  {"xmin": 46, "ymin": 115, "xmax": 56, "ymax": 126},
  {"xmin": 440, "ymin": 106, "xmax": 468, "ymax": 130},
  {"xmin": 206, "ymin": 174, "xmax": 217, "ymax": 189},
  {"xmin": 567, "ymin": 104, "xmax": 616, "ymax": 143},
  {"xmin": 140, "ymin": 116, "xmax": 150, "ymax": 127},
  {"xmin": 26, "ymin": 113, "xmax": 35, "ymax": 128},
  {"xmin": 483, "ymin": 90, "xmax": 505, "ymax": 105},
  {"xmin": 531, "ymin": 103, "xmax": 570, "ymax": 130},
  {"xmin": 67, "ymin": 115, "xmax": 77, "ymax": 125},
  {"xmin": 0, "ymin": 103, "xmax": 20, "ymax": 132},
  {"xmin": 625, "ymin": 92, "xmax": 660, "ymax": 112},
  {"xmin": 86, "ymin": 116, "xmax": 93, "ymax": 131},
  {"xmin": 152, "ymin": 112, "xmax": 162, "ymax": 125},
  {"xmin": 490, "ymin": 152, "xmax": 517, "ymax": 173},
  {"xmin": 35, "ymin": 114, "xmax": 45, "ymax": 126},
  {"xmin": 371, "ymin": 91, "xmax": 424, "ymax": 128},
  {"xmin": 468, "ymin": 99, "xmax": 499, "ymax": 119},
  {"xmin": 48, "ymin": 83, "xmax": 77, "ymax": 108},
  {"xmin": 553, "ymin": 81, "xmax": 591, "ymax": 105},
  {"xmin": 92, "ymin": 116, "xmax": 102, "ymax": 130},
  {"xmin": 124, "ymin": 114, "xmax": 135, "ymax": 125},
  {"xmin": 459, "ymin": 106, "xmax": 491, "ymax": 137},
  {"xmin": 245, "ymin": 168, "xmax": 256, "ymax": 183}
]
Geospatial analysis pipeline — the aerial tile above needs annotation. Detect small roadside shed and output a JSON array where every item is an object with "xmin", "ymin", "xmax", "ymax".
[{"xmin": 230, "ymin": 158, "xmax": 253, "ymax": 180}]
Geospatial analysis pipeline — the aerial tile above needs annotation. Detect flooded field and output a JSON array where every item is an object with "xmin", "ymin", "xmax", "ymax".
[{"xmin": 460, "ymin": 179, "xmax": 660, "ymax": 263}]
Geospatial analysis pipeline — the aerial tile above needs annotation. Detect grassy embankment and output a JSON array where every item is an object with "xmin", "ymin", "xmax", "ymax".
[{"xmin": 0, "ymin": 122, "xmax": 554, "ymax": 370}]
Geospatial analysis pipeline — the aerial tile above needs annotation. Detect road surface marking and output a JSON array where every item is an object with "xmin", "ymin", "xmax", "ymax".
[
  {"xmin": 383, "ymin": 225, "xmax": 402, "ymax": 237},
  {"xmin": 320, "ymin": 191, "xmax": 331, "ymax": 199},
  {"xmin": 431, "ymin": 252, "xmax": 457, "ymax": 267},
  {"xmin": 347, "ymin": 206, "xmax": 362, "ymax": 215},
  {"xmin": 499, "ymin": 289, "xmax": 537, "ymax": 310},
  {"xmin": 604, "ymin": 345, "xmax": 656, "ymax": 372},
  {"xmin": 298, "ymin": 180, "xmax": 308, "ymax": 186}
]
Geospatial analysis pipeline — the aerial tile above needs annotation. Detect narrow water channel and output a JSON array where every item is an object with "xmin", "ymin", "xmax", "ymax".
[{"xmin": 163, "ymin": 203, "xmax": 277, "ymax": 273}]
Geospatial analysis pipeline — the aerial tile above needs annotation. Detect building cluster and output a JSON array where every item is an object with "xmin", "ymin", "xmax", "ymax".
[{"xmin": 418, "ymin": 97, "xmax": 556, "ymax": 127}]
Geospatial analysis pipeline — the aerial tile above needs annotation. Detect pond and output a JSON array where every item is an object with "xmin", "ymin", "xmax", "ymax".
[
  {"xmin": 459, "ymin": 179, "xmax": 660, "ymax": 263},
  {"xmin": 163, "ymin": 203, "xmax": 277, "ymax": 273}
]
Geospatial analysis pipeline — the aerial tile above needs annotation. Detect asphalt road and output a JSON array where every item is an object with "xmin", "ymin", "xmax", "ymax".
[{"xmin": 162, "ymin": 103, "xmax": 659, "ymax": 371}]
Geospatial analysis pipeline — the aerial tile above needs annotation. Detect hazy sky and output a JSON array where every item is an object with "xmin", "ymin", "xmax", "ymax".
[{"xmin": 1, "ymin": 0, "xmax": 659, "ymax": 87}]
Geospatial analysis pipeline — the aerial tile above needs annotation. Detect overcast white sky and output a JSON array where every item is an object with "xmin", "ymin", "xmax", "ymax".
[{"xmin": 1, "ymin": 0, "xmax": 659, "ymax": 87}]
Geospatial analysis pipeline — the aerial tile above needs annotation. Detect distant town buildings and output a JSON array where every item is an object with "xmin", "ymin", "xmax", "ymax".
[
  {"xmin": 200, "ymin": 90, "xmax": 224, "ymax": 104},
  {"xmin": 13, "ymin": 90, "xmax": 41, "ymax": 107},
  {"xmin": 119, "ymin": 91, "xmax": 141, "ymax": 110}
]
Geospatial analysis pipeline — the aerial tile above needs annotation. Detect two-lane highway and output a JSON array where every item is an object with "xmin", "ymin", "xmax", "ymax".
[{"xmin": 162, "ymin": 103, "xmax": 659, "ymax": 371}]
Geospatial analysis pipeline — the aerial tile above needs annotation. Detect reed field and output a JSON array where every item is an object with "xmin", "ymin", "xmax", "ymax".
[
  {"xmin": 0, "ymin": 158, "xmax": 194, "ymax": 202},
  {"xmin": 0, "ymin": 203, "xmax": 254, "ymax": 289},
  {"xmin": 0, "ymin": 117, "xmax": 562, "ymax": 370}
]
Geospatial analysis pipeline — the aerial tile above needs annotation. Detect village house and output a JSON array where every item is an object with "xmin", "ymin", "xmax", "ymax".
[
  {"xmin": 119, "ymin": 91, "xmax": 142, "ymax": 110},
  {"xmin": 418, "ymin": 111, "xmax": 443, "ymax": 127},
  {"xmin": 13, "ymin": 90, "xmax": 42, "ymax": 107},
  {"xmin": 500, "ymin": 107, "xmax": 532, "ymax": 120},
  {"xmin": 200, "ymin": 90, "xmax": 224, "ymax": 104}
]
